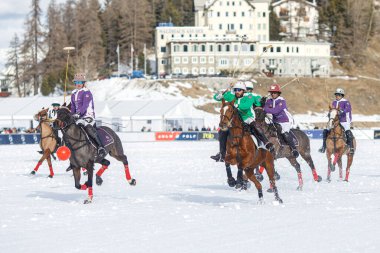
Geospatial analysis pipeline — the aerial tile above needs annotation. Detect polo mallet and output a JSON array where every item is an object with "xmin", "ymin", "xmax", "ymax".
[{"xmin": 63, "ymin": 47, "xmax": 75, "ymax": 103}]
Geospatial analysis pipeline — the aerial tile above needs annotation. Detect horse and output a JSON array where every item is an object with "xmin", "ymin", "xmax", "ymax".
[
  {"xmin": 55, "ymin": 106, "xmax": 136, "ymax": 204},
  {"xmin": 219, "ymin": 100, "xmax": 283, "ymax": 203},
  {"xmin": 254, "ymin": 107, "xmax": 322, "ymax": 190},
  {"xmin": 30, "ymin": 108, "xmax": 59, "ymax": 178},
  {"xmin": 325, "ymin": 106, "xmax": 356, "ymax": 182}
]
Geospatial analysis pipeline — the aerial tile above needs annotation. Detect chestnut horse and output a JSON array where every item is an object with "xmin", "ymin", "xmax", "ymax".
[
  {"xmin": 219, "ymin": 100, "xmax": 283, "ymax": 203},
  {"xmin": 30, "ymin": 108, "xmax": 58, "ymax": 178},
  {"xmin": 254, "ymin": 107, "xmax": 322, "ymax": 190},
  {"xmin": 325, "ymin": 107, "xmax": 356, "ymax": 182}
]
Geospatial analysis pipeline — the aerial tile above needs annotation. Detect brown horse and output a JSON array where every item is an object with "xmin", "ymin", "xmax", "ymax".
[
  {"xmin": 30, "ymin": 108, "xmax": 58, "ymax": 178},
  {"xmin": 254, "ymin": 107, "xmax": 322, "ymax": 190},
  {"xmin": 219, "ymin": 100, "xmax": 283, "ymax": 203},
  {"xmin": 325, "ymin": 106, "xmax": 356, "ymax": 182}
]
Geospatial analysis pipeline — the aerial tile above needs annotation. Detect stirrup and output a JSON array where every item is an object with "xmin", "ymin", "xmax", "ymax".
[
  {"xmin": 98, "ymin": 147, "xmax": 106, "ymax": 157},
  {"xmin": 292, "ymin": 149, "xmax": 299, "ymax": 158}
]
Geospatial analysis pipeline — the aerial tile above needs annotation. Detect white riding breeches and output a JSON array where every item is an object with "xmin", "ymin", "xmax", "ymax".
[
  {"xmin": 279, "ymin": 122, "xmax": 292, "ymax": 133},
  {"xmin": 76, "ymin": 117, "xmax": 95, "ymax": 127},
  {"xmin": 244, "ymin": 117, "xmax": 255, "ymax": 124},
  {"xmin": 340, "ymin": 122, "xmax": 351, "ymax": 131}
]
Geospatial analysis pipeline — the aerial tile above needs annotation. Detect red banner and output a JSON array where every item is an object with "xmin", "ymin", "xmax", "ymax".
[{"xmin": 155, "ymin": 132, "xmax": 181, "ymax": 141}]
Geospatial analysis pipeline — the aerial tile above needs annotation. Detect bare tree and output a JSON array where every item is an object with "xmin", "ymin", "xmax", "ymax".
[{"xmin": 6, "ymin": 34, "xmax": 22, "ymax": 97}]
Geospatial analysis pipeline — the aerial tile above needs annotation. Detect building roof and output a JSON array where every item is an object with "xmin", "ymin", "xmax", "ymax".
[{"xmin": 272, "ymin": 0, "xmax": 317, "ymax": 8}]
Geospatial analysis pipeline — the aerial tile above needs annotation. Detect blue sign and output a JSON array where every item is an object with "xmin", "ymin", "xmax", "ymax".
[
  {"xmin": 0, "ymin": 134, "xmax": 40, "ymax": 145},
  {"xmin": 302, "ymin": 130, "xmax": 323, "ymax": 139},
  {"xmin": 176, "ymin": 132, "xmax": 199, "ymax": 141}
]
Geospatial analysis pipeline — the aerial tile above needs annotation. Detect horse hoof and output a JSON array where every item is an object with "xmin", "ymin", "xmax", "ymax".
[
  {"xmin": 257, "ymin": 198, "xmax": 265, "ymax": 205},
  {"xmin": 83, "ymin": 199, "xmax": 92, "ymax": 204},
  {"xmin": 255, "ymin": 173, "xmax": 264, "ymax": 182},
  {"xmin": 275, "ymin": 198, "xmax": 283, "ymax": 204},
  {"xmin": 66, "ymin": 166, "xmax": 72, "ymax": 172},
  {"xmin": 296, "ymin": 186, "xmax": 303, "ymax": 191},
  {"xmin": 241, "ymin": 180, "xmax": 249, "ymax": 191},
  {"xmin": 326, "ymin": 178, "xmax": 331, "ymax": 183},
  {"xmin": 329, "ymin": 164, "xmax": 335, "ymax": 172},
  {"xmin": 96, "ymin": 175, "xmax": 103, "ymax": 186},
  {"xmin": 267, "ymin": 188, "xmax": 274, "ymax": 193},
  {"xmin": 227, "ymin": 177, "xmax": 236, "ymax": 187},
  {"xmin": 30, "ymin": 171, "xmax": 36, "ymax": 175},
  {"xmin": 129, "ymin": 179, "xmax": 137, "ymax": 186},
  {"xmin": 317, "ymin": 175, "xmax": 322, "ymax": 182},
  {"xmin": 274, "ymin": 172, "xmax": 281, "ymax": 181},
  {"xmin": 48, "ymin": 175, "xmax": 53, "ymax": 178}
]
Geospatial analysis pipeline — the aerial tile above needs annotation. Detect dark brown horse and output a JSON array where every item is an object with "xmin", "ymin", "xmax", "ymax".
[
  {"xmin": 325, "ymin": 106, "xmax": 356, "ymax": 182},
  {"xmin": 254, "ymin": 107, "xmax": 322, "ymax": 190},
  {"xmin": 219, "ymin": 100, "xmax": 283, "ymax": 203},
  {"xmin": 30, "ymin": 108, "xmax": 58, "ymax": 178}
]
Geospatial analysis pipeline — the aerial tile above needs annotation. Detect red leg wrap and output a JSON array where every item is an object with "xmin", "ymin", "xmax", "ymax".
[
  {"xmin": 34, "ymin": 162, "xmax": 42, "ymax": 171},
  {"xmin": 312, "ymin": 169, "xmax": 319, "ymax": 181},
  {"xmin": 259, "ymin": 166, "xmax": 265, "ymax": 174},
  {"xmin": 345, "ymin": 169, "xmax": 350, "ymax": 181},
  {"xmin": 124, "ymin": 165, "xmax": 132, "ymax": 181},
  {"xmin": 96, "ymin": 165, "xmax": 108, "ymax": 177},
  {"xmin": 82, "ymin": 167, "xmax": 87, "ymax": 172},
  {"xmin": 80, "ymin": 184, "xmax": 88, "ymax": 190},
  {"xmin": 88, "ymin": 187, "xmax": 93, "ymax": 200},
  {"xmin": 297, "ymin": 172, "xmax": 303, "ymax": 186},
  {"xmin": 49, "ymin": 165, "xmax": 54, "ymax": 177},
  {"xmin": 333, "ymin": 153, "xmax": 339, "ymax": 165}
]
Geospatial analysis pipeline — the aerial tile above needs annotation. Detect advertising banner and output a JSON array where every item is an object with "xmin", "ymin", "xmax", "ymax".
[
  {"xmin": 0, "ymin": 134, "xmax": 40, "ymax": 145},
  {"xmin": 374, "ymin": 130, "xmax": 380, "ymax": 139}
]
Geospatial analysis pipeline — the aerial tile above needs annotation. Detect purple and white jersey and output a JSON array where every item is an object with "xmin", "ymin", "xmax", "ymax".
[
  {"xmin": 332, "ymin": 98, "xmax": 352, "ymax": 123},
  {"xmin": 70, "ymin": 87, "xmax": 95, "ymax": 118},
  {"xmin": 264, "ymin": 96, "xmax": 293, "ymax": 123}
]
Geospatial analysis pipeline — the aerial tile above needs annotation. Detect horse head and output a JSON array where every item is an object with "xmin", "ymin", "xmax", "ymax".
[
  {"xmin": 34, "ymin": 108, "xmax": 49, "ymax": 122},
  {"xmin": 219, "ymin": 99, "xmax": 241, "ymax": 131},
  {"xmin": 56, "ymin": 106, "xmax": 74, "ymax": 129},
  {"xmin": 254, "ymin": 106, "xmax": 266, "ymax": 123},
  {"xmin": 328, "ymin": 105, "xmax": 340, "ymax": 129}
]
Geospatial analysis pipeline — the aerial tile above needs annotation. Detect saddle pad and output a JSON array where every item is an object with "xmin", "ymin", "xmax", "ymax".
[
  {"xmin": 278, "ymin": 129, "xmax": 299, "ymax": 147},
  {"xmin": 250, "ymin": 135, "xmax": 266, "ymax": 149},
  {"xmin": 97, "ymin": 127, "xmax": 114, "ymax": 147}
]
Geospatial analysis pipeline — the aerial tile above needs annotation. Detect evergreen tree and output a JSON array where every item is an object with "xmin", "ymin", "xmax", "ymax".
[
  {"xmin": 269, "ymin": 4, "xmax": 281, "ymax": 41},
  {"xmin": 6, "ymin": 34, "xmax": 22, "ymax": 97}
]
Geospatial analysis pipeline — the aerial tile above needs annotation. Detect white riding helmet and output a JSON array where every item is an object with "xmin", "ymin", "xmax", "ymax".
[
  {"xmin": 244, "ymin": 81, "xmax": 254, "ymax": 90},
  {"xmin": 335, "ymin": 88, "xmax": 345, "ymax": 96},
  {"xmin": 232, "ymin": 81, "xmax": 247, "ymax": 91}
]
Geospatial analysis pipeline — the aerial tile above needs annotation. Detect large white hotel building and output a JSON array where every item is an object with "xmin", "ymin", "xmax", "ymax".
[{"xmin": 155, "ymin": 0, "xmax": 330, "ymax": 77}]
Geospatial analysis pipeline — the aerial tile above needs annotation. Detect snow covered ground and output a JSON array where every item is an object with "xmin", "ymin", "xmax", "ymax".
[{"xmin": 1, "ymin": 139, "xmax": 380, "ymax": 253}]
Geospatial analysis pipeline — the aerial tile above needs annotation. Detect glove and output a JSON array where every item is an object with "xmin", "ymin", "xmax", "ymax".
[
  {"xmin": 215, "ymin": 93, "xmax": 223, "ymax": 100},
  {"xmin": 73, "ymin": 113, "xmax": 80, "ymax": 119}
]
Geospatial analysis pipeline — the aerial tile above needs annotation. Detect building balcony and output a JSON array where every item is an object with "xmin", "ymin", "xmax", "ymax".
[{"xmin": 266, "ymin": 64, "xmax": 278, "ymax": 71}]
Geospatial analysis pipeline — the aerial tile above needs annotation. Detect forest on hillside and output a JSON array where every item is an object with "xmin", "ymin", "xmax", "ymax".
[{"xmin": 4, "ymin": 0, "xmax": 377, "ymax": 96}]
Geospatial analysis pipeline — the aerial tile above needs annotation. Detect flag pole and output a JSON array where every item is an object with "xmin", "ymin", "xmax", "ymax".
[{"xmin": 63, "ymin": 47, "xmax": 75, "ymax": 104}]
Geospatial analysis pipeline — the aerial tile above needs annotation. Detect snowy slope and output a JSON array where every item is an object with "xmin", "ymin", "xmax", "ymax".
[{"xmin": 1, "ymin": 139, "xmax": 380, "ymax": 253}]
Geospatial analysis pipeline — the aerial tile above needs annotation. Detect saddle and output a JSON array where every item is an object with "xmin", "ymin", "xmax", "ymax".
[
  {"xmin": 268, "ymin": 123, "xmax": 299, "ymax": 147},
  {"xmin": 80, "ymin": 126, "xmax": 115, "ymax": 148}
]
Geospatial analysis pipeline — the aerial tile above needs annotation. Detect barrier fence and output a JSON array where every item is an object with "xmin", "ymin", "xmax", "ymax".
[{"xmin": 0, "ymin": 129, "xmax": 379, "ymax": 145}]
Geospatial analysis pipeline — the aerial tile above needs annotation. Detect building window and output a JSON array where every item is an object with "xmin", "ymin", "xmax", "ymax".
[
  {"xmin": 219, "ymin": 59, "xmax": 229, "ymax": 66},
  {"xmin": 219, "ymin": 24, "xmax": 223, "ymax": 30},
  {"xmin": 250, "ymin": 44, "xmax": 255, "ymax": 52},
  {"xmin": 242, "ymin": 43, "xmax": 248, "ymax": 51},
  {"xmin": 233, "ymin": 12, "xmax": 236, "ymax": 17},
  {"xmin": 263, "ymin": 12, "xmax": 266, "ymax": 17},
  {"xmin": 183, "ymin": 45, "xmax": 188, "ymax": 52},
  {"xmin": 257, "ymin": 34, "xmax": 261, "ymax": 41},
  {"xmin": 226, "ymin": 12, "xmax": 229, "ymax": 17},
  {"xmin": 161, "ymin": 59, "xmax": 167, "ymax": 65},
  {"xmin": 263, "ymin": 24, "xmax": 266, "ymax": 30},
  {"xmin": 287, "ymin": 47, "xmax": 289, "ymax": 53},
  {"xmin": 208, "ymin": 68, "xmax": 215, "ymax": 74},
  {"xmin": 217, "ymin": 12, "xmax": 220, "ymax": 17},
  {"xmin": 209, "ymin": 57, "xmax": 215, "ymax": 63},
  {"xmin": 258, "ymin": 24, "xmax": 261, "ymax": 30},
  {"xmin": 192, "ymin": 67, "xmax": 198, "ymax": 75},
  {"xmin": 276, "ymin": 47, "xmax": 281, "ymax": 52},
  {"xmin": 182, "ymin": 57, "xmax": 189, "ymax": 64},
  {"xmin": 234, "ymin": 45, "xmax": 239, "ymax": 52},
  {"xmin": 160, "ymin": 47, "xmax": 166, "ymax": 53},
  {"xmin": 263, "ymin": 35, "xmax": 266, "ymax": 41},
  {"xmin": 183, "ymin": 68, "xmax": 188, "ymax": 74},
  {"xmin": 174, "ymin": 57, "xmax": 180, "ymax": 64},
  {"xmin": 200, "ymin": 57, "xmax": 206, "ymax": 63},
  {"xmin": 226, "ymin": 45, "xmax": 230, "ymax": 52},
  {"xmin": 174, "ymin": 68, "xmax": 181, "ymax": 74},
  {"xmin": 258, "ymin": 12, "xmax": 261, "ymax": 18},
  {"xmin": 192, "ymin": 45, "xmax": 198, "ymax": 52},
  {"xmin": 172, "ymin": 34, "xmax": 174, "ymax": 38},
  {"xmin": 218, "ymin": 45, "xmax": 222, "ymax": 52},
  {"xmin": 174, "ymin": 45, "xmax": 180, "ymax": 52},
  {"xmin": 296, "ymin": 47, "xmax": 299, "ymax": 53},
  {"xmin": 242, "ymin": 12, "xmax": 245, "ymax": 17},
  {"xmin": 192, "ymin": 57, "xmax": 198, "ymax": 63},
  {"xmin": 270, "ymin": 47, "xmax": 274, "ymax": 52},
  {"xmin": 232, "ymin": 1, "xmax": 235, "ymax": 6},
  {"xmin": 227, "ymin": 1, "xmax": 229, "ymax": 6},
  {"xmin": 200, "ymin": 67, "xmax": 207, "ymax": 74},
  {"xmin": 249, "ymin": 24, "xmax": 253, "ymax": 30},
  {"xmin": 201, "ymin": 45, "xmax": 206, "ymax": 52},
  {"xmin": 244, "ymin": 58, "xmax": 253, "ymax": 66},
  {"xmin": 249, "ymin": 10, "xmax": 252, "ymax": 17},
  {"xmin": 210, "ymin": 45, "xmax": 214, "ymax": 52},
  {"xmin": 240, "ymin": 24, "xmax": 243, "ymax": 29},
  {"xmin": 161, "ymin": 35, "xmax": 164, "ymax": 39}
]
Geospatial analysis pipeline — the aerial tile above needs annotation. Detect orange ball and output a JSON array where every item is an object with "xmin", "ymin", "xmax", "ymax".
[{"xmin": 57, "ymin": 146, "xmax": 71, "ymax": 161}]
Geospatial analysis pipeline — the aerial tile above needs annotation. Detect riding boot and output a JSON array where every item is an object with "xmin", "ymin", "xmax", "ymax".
[
  {"xmin": 283, "ymin": 132, "xmax": 299, "ymax": 158},
  {"xmin": 85, "ymin": 124, "xmax": 106, "ymax": 158},
  {"xmin": 318, "ymin": 129, "xmax": 329, "ymax": 153},
  {"xmin": 345, "ymin": 130, "xmax": 355, "ymax": 154},
  {"xmin": 249, "ymin": 122, "xmax": 275, "ymax": 154},
  {"xmin": 211, "ymin": 130, "xmax": 228, "ymax": 162}
]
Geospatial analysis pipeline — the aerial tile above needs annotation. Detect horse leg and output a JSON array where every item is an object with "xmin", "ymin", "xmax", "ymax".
[
  {"xmin": 254, "ymin": 166, "xmax": 264, "ymax": 182},
  {"xmin": 338, "ymin": 157, "xmax": 343, "ymax": 180},
  {"xmin": 287, "ymin": 157, "xmax": 303, "ymax": 191},
  {"xmin": 31, "ymin": 150, "xmax": 49, "ymax": 175},
  {"xmin": 344, "ymin": 154, "xmax": 354, "ymax": 182},
  {"xmin": 110, "ymin": 152, "xmax": 136, "ymax": 186},
  {"xmin": 299, "ymin": 151, "xmax": 322, "ymax": 182},
  {"xmin": 326, "ymin": 150, "xmax": 332, "ymax": 182},
  {"xmin": 83, "ymin": 161, "xmax": 94, "ymax": 204},
  {"xmin": 245, "ymin": 168, "xmax": 264, "ymax": 204},
  {"xmin": 225, "ymin": 163, "xmax": 236, "ymax": 187},
  {"xmin": 235, "ymin": 166, "xmax": 245, "ymax": 190},
  {"xmin": 96, "ymin": 159, "xmax": 110, "ymax": 186},
  {"xmin": 263, "ymin": 153, "xmax": 283, "ymax": 203},
  {"xmin": 46, "ymin": 151, "xmax": 54, "ymax": 178}
]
